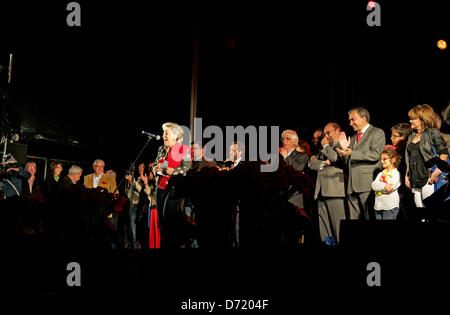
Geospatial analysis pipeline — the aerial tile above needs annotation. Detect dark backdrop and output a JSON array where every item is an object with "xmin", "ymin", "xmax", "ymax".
[{"xmin": 0, "ymin": 1, "xmax": 448, "ymax": 180}]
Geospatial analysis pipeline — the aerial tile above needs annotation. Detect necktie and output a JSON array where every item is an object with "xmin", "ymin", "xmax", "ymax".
[{"xmin": 356, "ymin": 131, "xmax": 362, "ymax": 144}]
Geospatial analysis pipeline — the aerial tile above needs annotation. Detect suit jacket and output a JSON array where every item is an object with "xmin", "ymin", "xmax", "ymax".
[
  {"xmin": 21, "ymin": 176, "xmax": 43, "ymax": 197},
  {"xmin": 84, "ymin": 173, "xmax": 118, "ymax": 194},
  {"xmin": 59, "ymin": 175, "xmax": 76, "ymax": 189},
  {"xmin": 309, "ymin": 142, "xmax": 346, "ymax": 199},
  {"xmin": 283, "ymin": 150, "xmax": 308, "ymax": 209},
  {"xmin": 284, "ymin": 150, "xmax": 308, "ymax": 172},
  {"xmin": 344, "ymin": 125, "xmax": 385, "ymax": 194}
]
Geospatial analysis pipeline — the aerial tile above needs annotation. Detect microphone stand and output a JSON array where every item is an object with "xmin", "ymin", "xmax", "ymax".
[{"xmin": 113, "ymin": 135, "xmax": 157, "ymax": 194}]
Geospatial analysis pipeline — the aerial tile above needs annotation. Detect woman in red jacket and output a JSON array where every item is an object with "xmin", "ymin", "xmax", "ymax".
[{"xmin": 150, "ymin": 122, "xmax": 191, "ymax": 247}]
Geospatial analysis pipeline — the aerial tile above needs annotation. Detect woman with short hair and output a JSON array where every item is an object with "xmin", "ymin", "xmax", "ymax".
[{"xmin": 151, "ymin": 122, "xmax": 191, "ymax": 247}]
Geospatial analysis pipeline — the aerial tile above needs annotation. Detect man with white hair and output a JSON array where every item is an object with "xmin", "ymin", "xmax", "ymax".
[
  {"xmin": 22, "ymin": 160, "xmax": 43, "ymax": 197},
  {"xmin": 84, "ymin": 159, "xmax": 117, "ymax": 193},
  {"xmin": 280, "ymin": 129, "xmax": 309, "ymax": 229},
  {"xmin": 280, "ymin": 129, "xmax": 308, "ymax": 172},
  {"xmin": 60, "ymin": 165, "xmax": 83, "ymax": 188}
]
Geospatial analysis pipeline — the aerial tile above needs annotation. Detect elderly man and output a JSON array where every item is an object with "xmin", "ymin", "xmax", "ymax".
[
  {"xmin": 309, "ymin": 123, "xmax": 346, "ymax": 244},
  {"xmin": 336, "ymin": 107, "xmax": 385, "ymax": 220},
  {"xmin": 84, "ymin": 159, "xmax": 117, "ymax": 193},
  {"xmin": 280, "ymin": 129, "xmax": 308, "ymax": 172},
  {"xmin": 280, "ymin": 129, "xmax": 309, "ymax": 242},
  {"xmin": 60, "ymin": 165, "xmax": 83, "ymax": 188},
  {"xmin": 22, "ymin": 161, "xmax": 42, "ymax": 197}
]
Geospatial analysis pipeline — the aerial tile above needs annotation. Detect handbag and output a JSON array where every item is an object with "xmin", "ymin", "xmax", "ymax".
[{"xmin": 431, "ymin": 145, "xmax": 449, "ymax": 199}]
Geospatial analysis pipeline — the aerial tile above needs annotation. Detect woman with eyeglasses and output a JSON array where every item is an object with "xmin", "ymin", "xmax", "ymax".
[{"xmin": 405, "ymin": 104, "xmax": 448, "ymax": 209}]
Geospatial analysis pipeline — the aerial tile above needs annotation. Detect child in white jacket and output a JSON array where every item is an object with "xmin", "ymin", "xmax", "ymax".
[{"xmin": 371, "ymin": 148, "xmax": 402, "ymax": 220}]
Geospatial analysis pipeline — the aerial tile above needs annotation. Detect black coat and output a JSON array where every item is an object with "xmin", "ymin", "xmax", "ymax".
[
  {"xmin": 58, "ymin": 175, "xmax": 75, "ymax": 189},
  {"xmin": 284, "ymin": 150, "xmax": 308, "ymax": 172},
  {"xmin": 44, "ymin": 175, "xmax": 60, "ymax": 195},
  {"xmin": 21, "ymin": 176, "xmax": 43, "ymax": 197}
]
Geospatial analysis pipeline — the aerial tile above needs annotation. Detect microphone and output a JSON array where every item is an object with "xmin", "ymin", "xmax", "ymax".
[{"xmin": 142, "ymin": 131, "xmax": 161, "ymax": 140}]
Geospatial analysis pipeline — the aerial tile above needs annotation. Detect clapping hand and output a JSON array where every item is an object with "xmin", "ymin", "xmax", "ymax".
[
  {"xmin": 140, "ymin": 173, "xmax": 148, "ymax": 185},
  {"xmin": 338, "ymin": 131, "xmax": 351, "ymax": 150},
  {"xmin": 336, "ymin": 147, "xmax": 352, "ymax": 156}
]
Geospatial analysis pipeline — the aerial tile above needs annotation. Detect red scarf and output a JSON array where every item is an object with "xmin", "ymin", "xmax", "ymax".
[{"xmin": 157, "ymin": 143, "xmax": 190, "ymax": 189}]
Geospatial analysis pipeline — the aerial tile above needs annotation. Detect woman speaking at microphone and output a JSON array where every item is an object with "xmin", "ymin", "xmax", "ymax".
[{"xmin": 151, "ymin": 122, "xmax": 191, "ymax": 246}]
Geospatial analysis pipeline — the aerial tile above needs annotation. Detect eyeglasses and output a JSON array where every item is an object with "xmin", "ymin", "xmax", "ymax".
[
  {"xmin": 281, "ymin": 137, "xmax": 292, "ymax": 141},
  {"xmin": 94, "ymin": 165, "xmax": 105, "ymax": 168},
  {"xmin": 380, "ymin": 157, "xmax": 391, "ymax": 161}
]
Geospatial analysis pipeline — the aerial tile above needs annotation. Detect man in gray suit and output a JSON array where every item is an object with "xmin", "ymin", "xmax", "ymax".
[
  {"xmin": 336, "ymin": 107, "xmax": 385, "ymax": 220},
  {"xmin": 309, "ymin": 122, "xmax": 347, "ymax": 244}
]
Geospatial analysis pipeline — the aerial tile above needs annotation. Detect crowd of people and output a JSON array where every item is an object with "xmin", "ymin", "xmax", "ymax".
[{"xmin": 1, "ymin": 104, "xmax": 449, "ymax": 249}]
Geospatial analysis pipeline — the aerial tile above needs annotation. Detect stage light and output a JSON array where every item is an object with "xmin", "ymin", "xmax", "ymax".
[
  {"xmin": 437, "ymin": 40, "xmax": 447, "ymax": 50},
  {"xmin": 368, "ymin": 1, "xmax": 376, "ymax": 9}
]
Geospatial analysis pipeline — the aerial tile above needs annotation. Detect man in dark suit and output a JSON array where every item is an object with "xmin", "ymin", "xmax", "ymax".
[
  {"xmin": 22, "ymin": 161, "xmax": 43, "ymax": 197},
  {"xmin": 280, "ymin": 129, "xmax": 308, "ymax": 172},
  {"xmin": 280, "ymin": 130, "xmax": 308, "ymax": 211},
  {"xmin": 336, "ymin": 107, "xmax": 385, "ymax": 220},
  {"xmin": 191, "ymin": 141, "xmax": 218, "ymax": 172},
  {"xmin": 309, "ymin": 123, "xmax": 346, "ymax": 244},
  {"xmin": 59, "ymin": 165, "xmax": 83, "ymax": 189}
]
